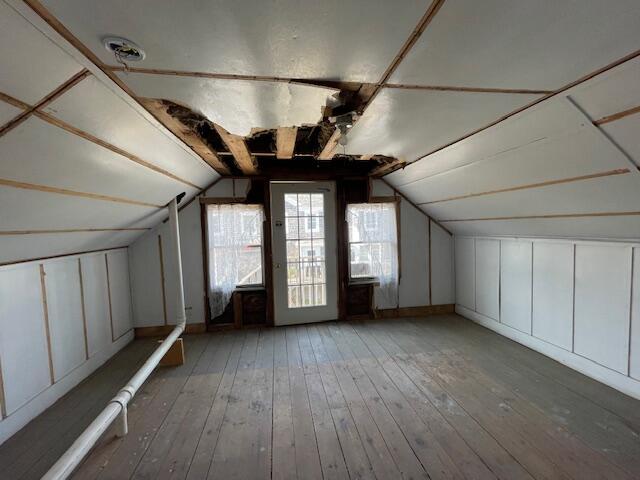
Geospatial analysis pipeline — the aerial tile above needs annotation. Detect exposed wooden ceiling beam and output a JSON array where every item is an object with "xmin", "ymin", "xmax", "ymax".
[
  {"xmin": 419, "ymin": 168, "xmax": 631, "ymax": 205},
  {"xmin": 0, "ymin": 92, "xmax": 30, "ymax": 110},
  {"xmin": 139, "ymin": 98, "xmax": 230, "ymax": 175},
  {"xmin": 276, "ymin": 127, "xmax": 298, "ymax": 159},
  {"xmin": 318, "ymin": 129, "xmax": 340, "ymax": 160},
  {"xmin": 0, "ymin": 178, "xmax": 161, "ymax": 208},
  {"xmin": 370, "ymin": 159, "xmax": 405, "ymax": 177},
  {"xmin": 214, "ymin": 124, "xmax": 258, "ymax": 174}
]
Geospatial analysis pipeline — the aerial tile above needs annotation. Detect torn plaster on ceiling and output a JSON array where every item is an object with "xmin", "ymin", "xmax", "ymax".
[{"xmin": 118, "ymin": 72, "xmax": 335, "ymax": 136}]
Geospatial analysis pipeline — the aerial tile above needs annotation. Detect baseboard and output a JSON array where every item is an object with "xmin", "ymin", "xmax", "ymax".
[
  {"xmin": 350, "ymin": 304, "xmax": 455, "ymax": 321},
  {"xmin": 0, "ymin": 330, "xmax": 134, "ymax": 445},
  {"xmin": 456, "ymin": 305, "xmax": 640, "ymax": 400},
  {"xmin": 375, "ymin": 304, "xmax": 455, "ymax": 319},
  {"xmin": 134, "ymin": 322, "xmax": 207, "ymax": 338}
]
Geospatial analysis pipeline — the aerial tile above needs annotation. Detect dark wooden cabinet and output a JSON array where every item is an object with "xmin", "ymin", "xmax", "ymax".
[{"xmin": 209, "ymin": 287, "xmax": 268, "ymax": 329}]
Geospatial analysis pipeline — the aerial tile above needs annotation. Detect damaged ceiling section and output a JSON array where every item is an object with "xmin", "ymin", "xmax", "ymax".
[{"xmin": 140, "ymin": 81, "xmax": 404, "ymax": 177}]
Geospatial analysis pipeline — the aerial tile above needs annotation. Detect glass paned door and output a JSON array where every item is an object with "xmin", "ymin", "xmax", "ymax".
[{"xmin": 271, "ymin": 182, "xmax": 338, "ymax": 325}]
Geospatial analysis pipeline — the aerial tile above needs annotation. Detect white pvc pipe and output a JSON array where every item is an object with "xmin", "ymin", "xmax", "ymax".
[{"xmin": 42, "ymin": 195, "xmax": 187, "ymax": 480}]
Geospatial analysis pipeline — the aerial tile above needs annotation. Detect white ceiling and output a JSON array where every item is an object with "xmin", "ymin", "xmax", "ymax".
[
  {"xmin": 346, "ymin": 88, "xmax": 541, "ymax": 160},
  {"xmin": 39, "ymin": 0, "xmax": 429, "ymax": 82},
  {"xmin": 118, "ymin": 73, "xmax": 335, "ymax": 136},
  {"xmin": 0, "ymin": 0, "xmax": 218, "ymax": 263},
  {"xmin": 387, "ymin": 57, "xmax": 640, "ymax": 239},
  {"xmin": 2, "ymin": 0, "xmax": 640, "ymax": 265},
  {"xmin": 390, "ymin": 0, "xmax": 640, "ymax": 90}
]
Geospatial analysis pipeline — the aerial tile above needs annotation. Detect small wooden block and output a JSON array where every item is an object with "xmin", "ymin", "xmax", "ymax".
[{"xmin": 158, "ymin": 338, "xmax": 185, "ymax": 367}]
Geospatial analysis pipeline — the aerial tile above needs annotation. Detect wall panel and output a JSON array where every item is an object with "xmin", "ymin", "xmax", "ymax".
[
  {"xmin": 574, "ymin": 245, "xmax": 632, "ymax": 374},
  {"xmin": 43, "ymin": 260, "xmax": 86, "ymax": 381},
  {"xmin": 631, "ymin": 248, "xmax": 640, "ymax": 380},
  {"xmin": 106, "ymin": 251, "xmax": 133, "ymax": 339},
  {"xmin": 500, "ymin": 241, "xmax": 532, "ymax": 333},
  {"xmin": 532, "ymin": 242, "xmax": 574, "ymax": 350},
  {"xmin": 455, "ymin": 237, "xmax": 475, "ymax": 310},
  {"xmin": 475, "ymin": 239, "xmax": 500, "ymax": 320},
  {"xmin": 431, "ymin": 221, "xmax": 455, "ymax": 305},
  {"xmin": 129, "ymin": 231, "xmax": 164, "ymax": 327},
  {"xmin": 399, "ymin": 201, "xmax": 429, "ymax": 308},
  {"xmin": 80, "ymin": 254, "xmax": 111, "ymax": 357},
  {"xmin": 0, "ymin": 265, "xmax": 51, "ymax": 415}
]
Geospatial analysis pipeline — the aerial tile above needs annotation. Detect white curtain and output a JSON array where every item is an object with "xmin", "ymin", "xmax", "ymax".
[
  {"xmin": 206, "ymin": 204, "xmax": 264, "ymax": 318},
  {"xmin": 346, "ymin": 203, "xmax": 399, "ymax": 308}
]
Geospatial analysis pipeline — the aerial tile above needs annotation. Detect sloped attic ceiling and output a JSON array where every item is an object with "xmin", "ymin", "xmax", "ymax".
[{"xmin": 2, "ymin": 0, "xmax": 640, "ymax": 267}]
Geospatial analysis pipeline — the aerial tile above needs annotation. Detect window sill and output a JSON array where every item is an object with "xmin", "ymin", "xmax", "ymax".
[
  {"xmin": 349, "ymin": 278, "xmax": 380, "ymax": 287},
  {"xmin": 235, "ymin": 285, "xmax": 266, "ymax": 292}
]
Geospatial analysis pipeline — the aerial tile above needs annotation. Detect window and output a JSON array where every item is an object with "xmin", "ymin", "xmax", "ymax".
[
  {"xmin": 205, "ymin": 203, "xmax": 264, "ymax": 317},
  {"xmin": 284, "ymin": 193, "xmax": 326, "ymax": 308},
  {"xmin": 346, "ymin": 202, "xmax": 399, "ymax": 305}
]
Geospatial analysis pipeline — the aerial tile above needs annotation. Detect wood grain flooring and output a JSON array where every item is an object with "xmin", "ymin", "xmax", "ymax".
[{"xmin": 1, "ymin": 314, "xmax": 640, "ymax": 479}]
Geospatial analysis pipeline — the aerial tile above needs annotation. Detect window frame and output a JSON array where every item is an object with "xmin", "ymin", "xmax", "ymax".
[
  {"xmin": 202, "ymin": 198, "xmax": 266, "ymax": 292},
  {"xmin": 346, "ymin": 197, "xmax": 400, "ymax": 283}
]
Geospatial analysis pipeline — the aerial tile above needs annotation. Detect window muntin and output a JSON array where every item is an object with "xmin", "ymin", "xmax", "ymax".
[{"xmin": 284, "ymin": 193, "xmax": 326, "ymax": 308}]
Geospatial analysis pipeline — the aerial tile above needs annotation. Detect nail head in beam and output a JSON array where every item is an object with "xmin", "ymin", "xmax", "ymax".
[
  {"xmin": 276, "ymin": 127, "xmax": 298, "ymax": 159},
  {"xmin": 213, "ymin": 124, "xmax": 258, "ymax": 174}
]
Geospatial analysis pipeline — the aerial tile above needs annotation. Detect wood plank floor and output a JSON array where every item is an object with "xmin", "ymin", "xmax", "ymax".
[{"xmin": 2, "ymin": 314, "xmax": 640, "ymax": 479}]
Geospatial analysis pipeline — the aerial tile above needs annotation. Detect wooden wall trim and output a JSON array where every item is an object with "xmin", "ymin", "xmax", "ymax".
[
  {"xmin": 418, "ymin": 168, "xmax": 631, "ymax": 205},
  {"xmin": 0, "ymin": 177, "xmax": 161, "ymax": 208},
  {"xmin": 428, "ymin": 219, "xmax": 433, "ymax": 306},
  {"xmin": 0, "ymin": 354, "xmax": 6, "ymax": 418},
  {"xmin": 380, "ymin": 178, "xmax": 452, "ymax": 236},
  {"xmin": 441, "ymin": 211, "xmax": 640, "ymax": 223},
  {"xmin": 410, "ymin": 48, "xmax": 640, "ymax": 163},
  {"xmin": 77, "ymin": 258, "xmax": 90, "ymax": 360},
  {"xmin": 0, "ymin": 246, "xmax": 127, "ymax": 268},
  {"xmin": 594, "ymin": 104, "xmax": 640, "ymax": 126},
  {"xmin": 384, "ymin": 84, "xmax": 552, "ymax": 95},
  {"xmin": 0, "ymin": 228, "xmax": 148, "ymax": 235},
  {"xmin": 365, "ymin": 303, "xmax": 455, "ymax": 320},
  {"xmin": 39, "ymin": 264, "xmax": 55, "ymax": 384},
  {"xmin": 104, "ymin": 254, "xmax": 115, "ymax": 342},
  {"xmin": 33, "ymin": 111, "xmax": 202, "ymax": 189}
]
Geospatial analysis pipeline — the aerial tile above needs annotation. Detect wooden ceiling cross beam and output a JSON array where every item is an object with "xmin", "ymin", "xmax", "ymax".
[
  {"xmin": 276, "ymin": 127, "xmax": 298, "ymax": 159},
  {"xmin": 139, "ymin": 98, "xmax": 230, "ymax": 175},
  {"xmin": 214, "ymin": 124, "xmax": 258, "ymax": 174}
]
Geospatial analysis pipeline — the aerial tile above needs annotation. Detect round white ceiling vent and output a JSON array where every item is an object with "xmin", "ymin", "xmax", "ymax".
[{"xmin": 102, "ymin": 37, "xmax": 146, "ymax": 62}]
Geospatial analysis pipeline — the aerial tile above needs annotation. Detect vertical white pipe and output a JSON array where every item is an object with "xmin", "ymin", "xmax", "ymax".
[
  {"xmin": 168, "ymin": 196, "xmax": 187, "ymax": 326},
  {"xmin": 42, "ymin": 194, "xmax": 188, "ymax": 480}
]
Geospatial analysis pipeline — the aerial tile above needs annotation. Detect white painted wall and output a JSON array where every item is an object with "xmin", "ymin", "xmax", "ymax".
[
  {"xmin": 0, "ymin": 248, "xmax": 134, "ymax": 445},
  {"xmin": 128, "ymin": 179, "xmax": 456, "ymax": 327},
  {"xmin": 455, "ymin": 236, "xmax": 640, "ymax": 399}
]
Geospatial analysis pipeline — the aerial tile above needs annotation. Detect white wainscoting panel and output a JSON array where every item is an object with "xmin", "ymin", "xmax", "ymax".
[
  {"xmin": 631, "ymin": 248, "xmax": 640, "ymax": 380},
  {"xmin": 532, "ymin": 242, "xmax": 575, "ymax": 351},
  {"xmin": 106, "ymin": 250, "xmax": 133, "ymax": 339},
  {"xmin": 455, "ymin": 237, "xmax": 475, "ymax": 310},
  {"xmin": 80, "ymin": 254, "xmax": 111, "ymax": 357},
  {"xmin": 0, "ymin": 265, "xmax": 51, "ymax": 415},
  {"xmin": 500, "ymin": 241, "xmax": 532, "ymax": 333},
  {"xmin": 43, "ymin": 259, "xmax": 86, "ymax": 381},
  {"xmin": 574, "ymin": 245, "xmax": 632, "ymax": 374},
  {"xmin": 431, "ymin": 222, "xmax": 455, "ymax": 305},
  {"xmin": 475, "ymin": 239, "xmax": 500, "ymax": 320}
]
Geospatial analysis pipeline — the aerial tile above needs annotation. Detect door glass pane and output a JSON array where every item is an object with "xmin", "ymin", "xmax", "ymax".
[{"xmin": 284, "ymin": 192, "xmax": 327, "ymax": 308}]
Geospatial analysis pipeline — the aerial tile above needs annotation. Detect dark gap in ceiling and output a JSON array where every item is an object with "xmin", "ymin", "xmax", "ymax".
[{"xmin": 245, "ymin": 129, "xmax": 276, "ymax": 153}]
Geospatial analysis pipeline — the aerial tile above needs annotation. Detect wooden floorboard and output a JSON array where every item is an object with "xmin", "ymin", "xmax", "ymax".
[{"xmin": 1, "ymin": 315, "xmax": 639, "ymax": 480}]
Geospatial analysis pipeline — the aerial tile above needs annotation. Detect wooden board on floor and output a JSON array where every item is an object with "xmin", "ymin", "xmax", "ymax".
[{"xmin": 3, "ymin": 315, "xmax": 640, "ymax": 480}]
